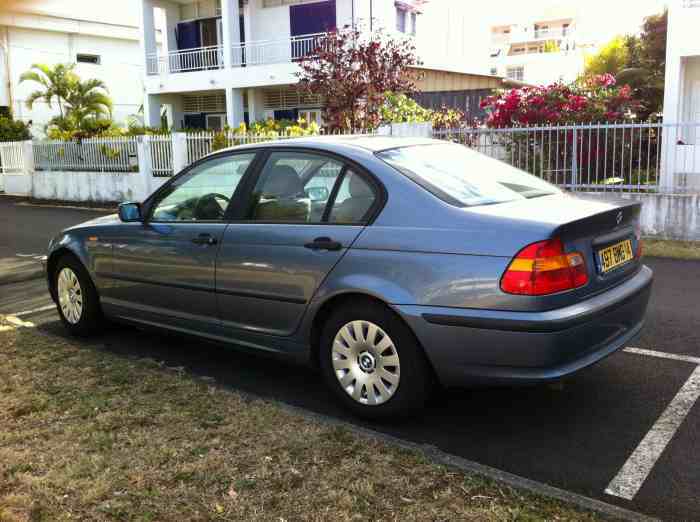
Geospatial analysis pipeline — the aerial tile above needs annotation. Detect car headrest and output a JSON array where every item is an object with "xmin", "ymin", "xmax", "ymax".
[
  {"xmin": 348, "ymin": 172, "xmax": 373, "ymax": 198},
  {"xmin": 262, "ymin": 165, "xmax": 303, "ymax": 197}
]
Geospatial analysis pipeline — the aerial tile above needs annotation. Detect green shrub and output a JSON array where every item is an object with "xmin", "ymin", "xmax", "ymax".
[{"xmin": 0, "ymin": 117, "xmax": 31, "ymax": 142}]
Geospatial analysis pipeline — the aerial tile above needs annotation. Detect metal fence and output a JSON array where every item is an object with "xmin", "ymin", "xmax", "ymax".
[
  {"xmin": 33, "ymin": 137, "xmax": 139, "ymax": 172},
  {"xmin": 433, "ymin": 122, "xmax": 686, "ymax": 192}
]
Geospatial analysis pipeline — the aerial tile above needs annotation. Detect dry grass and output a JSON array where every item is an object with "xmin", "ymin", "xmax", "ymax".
[
  {"xmin": 644, "ymin": 239, "xmax": 700, "ymax": 260},
  {"xmin": 0, "ymin": 323, "xmax": 599, "ymax": 522}
]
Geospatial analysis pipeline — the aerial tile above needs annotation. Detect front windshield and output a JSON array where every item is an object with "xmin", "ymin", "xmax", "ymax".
[{"xmin": 378, "ymin": 143, "xmax": 560, "ymax": 207}]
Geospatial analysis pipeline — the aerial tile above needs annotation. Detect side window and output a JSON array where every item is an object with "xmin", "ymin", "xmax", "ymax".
[
  {"xmin": 251, "ymin": 152, "xmax": 344, "ymax": 223},
  {"xmin": 328, "ymin": 170, "xmax": 377, "ymax": 224},
  {"xmin": 151, "ymin": 153, "xmax": 255, "ymax": 222}
]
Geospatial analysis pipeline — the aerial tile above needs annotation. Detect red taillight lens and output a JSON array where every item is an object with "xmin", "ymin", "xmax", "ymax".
[{"xmin": 501, "ymin": 238, "xmax": 589, "ymax": 296}]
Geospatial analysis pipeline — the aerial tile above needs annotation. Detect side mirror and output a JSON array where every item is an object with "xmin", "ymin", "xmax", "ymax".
[
  {"xmin": 305, "ymin": 186, "xmax": 329, "ymax": 202},
  {"xmin": 118, "ymin": 202, "xmax": 142, "ymax": 222}
]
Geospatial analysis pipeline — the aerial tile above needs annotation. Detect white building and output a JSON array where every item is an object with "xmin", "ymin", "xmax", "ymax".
[
  {"xmin": 489, "ymin": 9, "xmax": 591, "ymax": 86},
  {"xmin": 0, "ymin": 0, "xmax": 153, "ymax": 135},
  {"xmin": 138, "ymin": 0, "xmax": 493, "ymax": 130},
  {"xmin": 662, "ymin": 0, "xmax": 700, "ymax": 190}
]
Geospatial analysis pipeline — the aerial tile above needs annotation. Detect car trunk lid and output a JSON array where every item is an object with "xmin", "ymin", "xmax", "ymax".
[{"xmin": 467, "ymin": 193, "xmax": 642, "ymax": 300}]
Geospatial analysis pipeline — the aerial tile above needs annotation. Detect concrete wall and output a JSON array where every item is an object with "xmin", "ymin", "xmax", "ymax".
[
  {"xmin": 582, "ymin": 191, "xmax": 700, "ymax": 241},
  {"xmin": 31, "ymin": 171, "xmax": 146, "ymax": 203}
]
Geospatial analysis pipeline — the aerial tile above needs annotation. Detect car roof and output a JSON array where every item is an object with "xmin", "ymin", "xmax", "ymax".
[{"xmin": 214, "ymin": 135, "xmax": 443, "ymax": 156}]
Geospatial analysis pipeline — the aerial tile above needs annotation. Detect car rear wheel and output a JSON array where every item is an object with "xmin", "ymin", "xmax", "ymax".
[
  {"xmin": 54, "ymin": 255, "xmax": 102, "ymax": 337},
  {"xmin": 319, "ymin": 300, "xmax": 432, "ymax": 419}
]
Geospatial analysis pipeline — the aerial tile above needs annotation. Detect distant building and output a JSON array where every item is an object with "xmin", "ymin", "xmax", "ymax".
[
  {"xmin": 488, "ymin": 7, "xmax": 593, "ymax": 86},
  {"xmin": 0, "ymin": 1, "xmax": 153, "ymax": 135},
  {"xmin": 137, "ymin": 0, "xmax": 499, "ymax": 130}
]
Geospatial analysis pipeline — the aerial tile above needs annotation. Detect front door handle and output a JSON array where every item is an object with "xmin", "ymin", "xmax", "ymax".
[
  {"xmin": 304, "ymin": 237, "xmax": 342, "ymax": 251},
  {"xmin": 192, "ymin": 233, "xmax": 218, "ymax": 246}
]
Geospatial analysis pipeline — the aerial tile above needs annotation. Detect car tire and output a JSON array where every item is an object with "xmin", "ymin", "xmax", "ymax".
[
  {"xmin": 54, "ymin": 254, "xmax": 103, "ymax": 337},
  {"xmin": 319, "ymin": 299, "xmax": 432, "ymax": 419}
]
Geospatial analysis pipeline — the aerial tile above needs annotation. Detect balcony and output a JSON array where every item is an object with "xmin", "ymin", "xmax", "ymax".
[{"xmin": 146, "ymin": 32, "xmax": 324, "ymax": 76}]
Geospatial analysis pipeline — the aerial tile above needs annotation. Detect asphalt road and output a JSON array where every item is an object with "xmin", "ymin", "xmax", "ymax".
[{"xmin": 1, "ymin": 197, "xmax": 699, "ymax": 521}]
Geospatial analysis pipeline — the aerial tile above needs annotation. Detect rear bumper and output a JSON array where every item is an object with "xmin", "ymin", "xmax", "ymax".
[{"xmin": 395, "ymin": 265, "xmax": 653, "ymax": 387}]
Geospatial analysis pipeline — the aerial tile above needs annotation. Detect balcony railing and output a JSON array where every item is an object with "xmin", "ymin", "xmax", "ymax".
[{"xmin": 146, "ymin": 33, "xmax": 325, "ymax": 75}]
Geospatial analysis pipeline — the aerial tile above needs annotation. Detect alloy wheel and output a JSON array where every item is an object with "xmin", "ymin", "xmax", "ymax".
[{"xmin": 57, "ymin": 267, "xmax": 83, "ymax": 324}]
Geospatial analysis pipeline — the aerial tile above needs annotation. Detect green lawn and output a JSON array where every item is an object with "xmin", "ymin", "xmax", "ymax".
[
  {"xmin": 0, "ymin": 322, "xmax": 600, "ymax": 522},
  {"xmin": 644, "ymin": 239, "xmax": 700, "ymax": 260}
]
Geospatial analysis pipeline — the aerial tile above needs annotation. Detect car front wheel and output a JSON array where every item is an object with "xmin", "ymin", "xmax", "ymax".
[
  {"xmin": 54, "ymin": 255, "xmax": 102, "ymax": 336},
  {"xmin": 319, "ymin": 300, "xmax": 432, "ymax": 419}
]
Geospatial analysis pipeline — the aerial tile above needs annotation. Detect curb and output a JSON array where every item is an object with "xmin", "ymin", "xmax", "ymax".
[
  {"xmin": 0, "ymin": 263, "xmax": 44, "ymax": 286},
  {"xmin": 271, "ymin": 402, "xmax": 659, "ymax": 522}
]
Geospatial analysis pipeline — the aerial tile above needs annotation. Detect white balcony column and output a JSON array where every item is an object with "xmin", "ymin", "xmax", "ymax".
[
  {"xmin": 226, "ymin": 88, "xmax": 245, "ymax": 128},
  {"xmin": 247, "ymin": 88, "xmax": 265, "ymax": 124},
  {"xmin": 144, "ymin": 93, "xmax": 162, "ymax": 129},
  {"xmin": 221, "ymin": 0, "xmax": 242, "ymax": 68},
  {"xmin": 138, "ymin": 0, "xmax": 158, "ymax": 72},
  {"xmin": 161, "ymin": 1, "xmax": 180, "ymax": 56}
]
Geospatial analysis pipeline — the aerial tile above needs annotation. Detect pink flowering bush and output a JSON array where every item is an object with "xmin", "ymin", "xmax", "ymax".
[{"xmin": 480, "ymin": 74, "xmax": 639, "ymax": 128}]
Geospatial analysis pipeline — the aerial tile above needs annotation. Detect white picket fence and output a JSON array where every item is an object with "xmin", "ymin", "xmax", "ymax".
[
  {"xmin": 148, "ymin": 134, "xmax": 174, "ymax": 177},
  {"xmin": 33, "ymin": 137, "xmax": 139, "ymax": 172},
  {"xmin": 0, "ymin": 141, "xmax": 25, "ymax": 173}
]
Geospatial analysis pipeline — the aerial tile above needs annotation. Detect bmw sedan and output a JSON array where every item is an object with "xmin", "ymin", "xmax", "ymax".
[{"xmin": 46, "ymin": 137, "xmax": 653, "ymax": 418}]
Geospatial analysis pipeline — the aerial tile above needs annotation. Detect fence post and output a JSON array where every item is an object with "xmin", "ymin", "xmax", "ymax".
[
  {"xmin": 570, "ymin": 125, "xmax": 578, "ymax": 191},
  {"xmin": 136, "ymin": 136, "xmax": 153, "ymax": 201},
  {"xmin": 172, "ymin": 132, "xmax": 188, "ymax": 174}
]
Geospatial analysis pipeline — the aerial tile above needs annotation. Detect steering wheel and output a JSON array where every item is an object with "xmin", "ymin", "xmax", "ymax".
[{"xmin": 194, "ymin": 193, "xmax": 231, "ymax": 220}]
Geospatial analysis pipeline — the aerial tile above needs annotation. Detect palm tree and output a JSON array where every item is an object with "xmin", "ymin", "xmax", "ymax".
[
  {"xmin": 19, "ymin": 63, "xmax": 77, "ymax": 118},
  {"xmin": 65, "ymin": 78, "xmax": 113, "ymax": 130}
]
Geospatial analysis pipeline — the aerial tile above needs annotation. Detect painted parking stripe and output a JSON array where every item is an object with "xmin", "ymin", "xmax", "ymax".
[
  {"xmin": 624, "ymin": 347, "xmax": 700, "ymax": 366},
  {"xmin": 13, "ymin": 304, "xmax": 56, "ymax": 317},
  {"xmin": 4, "ymin": 316, "xmax": 36, "ymax": 328},
  {"xmin": 605, "ymin": 365, "xmax": 700, "ymax": 500}
]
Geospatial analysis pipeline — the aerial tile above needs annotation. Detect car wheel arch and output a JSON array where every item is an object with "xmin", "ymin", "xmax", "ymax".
[
  {"xmin": 308, "ymin": 292, "xmax": 440, "ymax": 385},
  {"xmin": 47, "ymin": 247, "xmax": 89, "ymax": 301}
]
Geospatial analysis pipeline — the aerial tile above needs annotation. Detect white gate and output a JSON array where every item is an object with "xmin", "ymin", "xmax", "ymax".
[{"xmin": 0, "ymin": 141, "xmax": 26, "ymax": 192}]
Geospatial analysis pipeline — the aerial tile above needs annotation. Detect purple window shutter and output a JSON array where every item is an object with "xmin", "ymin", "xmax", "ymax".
[{"xmin": 290, "ymin": 1, "xmax": 336, "ymax": 36}]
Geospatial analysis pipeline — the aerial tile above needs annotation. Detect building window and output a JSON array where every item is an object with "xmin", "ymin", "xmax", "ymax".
[
  {"xmin": 511, "ymin": 47, "xmax": 526, "ymax": 55},
  {"xmin": 76, "ymin": 54, "xmax": 100, "ymax": 65},
  {"xmin": 490, "ymin": 67, "xmax": 498, "ymax": 76},
  {"xmin": 396, "ymin": 8, "xmax": 407, "ymax": 33},
  {"xmin": 411, "ymin": 12, "xmax": 417, "ymax": 35},
  {"xmin": 506, "ymin": 66, "xmax": 524, "ymax": 82}
]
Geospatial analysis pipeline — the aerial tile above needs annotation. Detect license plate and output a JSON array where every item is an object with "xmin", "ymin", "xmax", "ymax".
[{"xmin": 599, "ymin": 240, "xmax": 634, "ymax": 273}]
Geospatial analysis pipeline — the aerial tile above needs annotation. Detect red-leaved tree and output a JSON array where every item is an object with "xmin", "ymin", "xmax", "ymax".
[{"xmin": 298, "ymin": 27, "xmax": 421, "ymax": 132}]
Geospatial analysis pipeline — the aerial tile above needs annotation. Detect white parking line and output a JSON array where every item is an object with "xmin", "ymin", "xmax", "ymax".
[
  {"xmin": 4, "ymin": 315, "xmax": 35, "ymax": 328},
  {"xmin": 606, "ymin": 349, "xmax": 700, "ymax": 500},
  {"xmin": 12, "ymin": 304, "xmax": 56, "ymax": 317},
  {"xmin": 624, "ymin": 347, "xmax": 700, "ymax": 366}
]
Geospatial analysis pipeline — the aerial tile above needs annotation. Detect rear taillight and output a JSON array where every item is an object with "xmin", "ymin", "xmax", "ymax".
[{"xmin": 501, "ymin": 238, "xmax": 589, "ymax": 296}]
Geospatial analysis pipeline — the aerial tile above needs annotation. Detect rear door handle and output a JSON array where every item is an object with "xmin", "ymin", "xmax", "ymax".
[
  {"xmin": 192, "ymin": 233, "xmax": 218, "ymax": 246},
  {"xmin": 304, "ymin": 237, "xmax": 342, "ymax": 251}
]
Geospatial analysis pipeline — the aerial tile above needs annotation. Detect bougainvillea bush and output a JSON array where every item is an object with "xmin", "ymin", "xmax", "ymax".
[
  {"xmin": 479, "ymin": 74, "xmax": 640, "ymax": 128},
  {"xmin": 478, "ymin": 75, "xmax": 656, "ymax": 188}
]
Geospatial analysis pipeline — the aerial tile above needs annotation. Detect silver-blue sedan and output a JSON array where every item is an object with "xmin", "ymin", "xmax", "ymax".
[{"xmin": 46, "ymin": 137, "xmax": 653, "ymax": 418}]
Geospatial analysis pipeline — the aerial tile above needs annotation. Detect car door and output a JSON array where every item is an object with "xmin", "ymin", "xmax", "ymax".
[
  {"xmin": 100, "ymin": 152, "xmax": 258, "ymax": 332},
  {"xmin": 216, "ymin": 149, "xmax": 380, "ymax": 337}
]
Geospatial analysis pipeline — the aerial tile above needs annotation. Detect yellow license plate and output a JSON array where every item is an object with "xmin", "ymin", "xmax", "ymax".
[{"xmin": 599, "ymin": 240, "xmax": 634, "ymax": 273}]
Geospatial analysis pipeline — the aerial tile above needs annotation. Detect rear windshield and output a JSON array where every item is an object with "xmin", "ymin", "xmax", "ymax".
[{"xmin": 377, "ymin": 143, "xmax": 560, "ymax": 207}]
